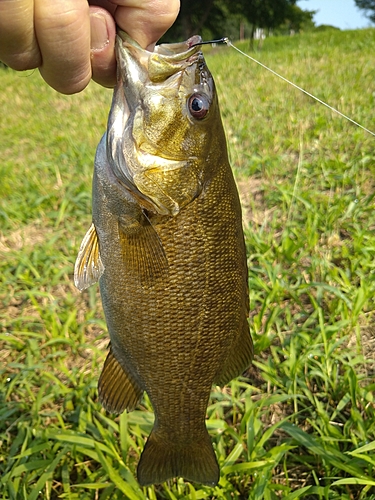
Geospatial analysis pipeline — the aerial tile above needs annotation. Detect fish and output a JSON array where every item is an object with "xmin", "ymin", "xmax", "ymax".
[{"xmin": 74, "ymin": 30, "xmax": 253, "ymax": 487}]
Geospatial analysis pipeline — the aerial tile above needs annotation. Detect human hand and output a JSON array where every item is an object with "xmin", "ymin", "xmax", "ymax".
[{"xmin": 0, "ymin": 0, "xmax": 180, "ymax": 94}]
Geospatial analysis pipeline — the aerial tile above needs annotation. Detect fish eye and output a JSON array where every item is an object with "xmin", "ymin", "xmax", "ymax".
[{"xmin": 188, "ymin": 93, "xmax": 210, "ymax": 120}]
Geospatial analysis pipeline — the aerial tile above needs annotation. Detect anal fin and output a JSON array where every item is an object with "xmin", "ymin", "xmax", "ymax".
[
  {"xmin": 98, "ymin": 347, "xmax": 143, "ymax": 414},
  {"xmin": 74, "ymin": 223, "xmax": 104, "ymax": 291}
]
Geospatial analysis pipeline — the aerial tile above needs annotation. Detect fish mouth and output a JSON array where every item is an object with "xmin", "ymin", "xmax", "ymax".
[
  {"xmin": 117, "ymin": 30, "xmax": 203, "ymax": 83},
  {"xmin": 152, "ymin": 35, "xmax": 203, "ymax": 57},
  {"xmin": 120, "ymin": 30, "xmax": 203, "ymax": 59}
]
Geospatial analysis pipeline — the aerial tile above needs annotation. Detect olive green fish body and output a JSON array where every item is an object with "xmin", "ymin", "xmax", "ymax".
[{"xmin": 75, "ymin": 32, "xmax": 252, "ymax": 487}]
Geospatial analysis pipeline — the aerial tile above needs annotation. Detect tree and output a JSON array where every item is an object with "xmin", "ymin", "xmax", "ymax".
[
  {"xmin": 354, "ymin": 0, "xmax": 375, "ymax": 23},
  {"xmin": 161, "ymin": 0, "xmax": 313, "ymax": 43},
  {"xmin": 162, "ymin": 0, "xmax": 231, "ymax": 41},
  {"xmin": 278, "ymin": 5, "xmax": 317, "ymax": 34},
  {"xmin": 230, "ymin": 0, "xmax": 298, "ymax": 35}
]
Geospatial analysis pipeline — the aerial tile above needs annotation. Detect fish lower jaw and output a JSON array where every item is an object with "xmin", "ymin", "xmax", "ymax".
[{"xmin": 135, "ymin": 150, "xmax": 189, "ymax": 171}]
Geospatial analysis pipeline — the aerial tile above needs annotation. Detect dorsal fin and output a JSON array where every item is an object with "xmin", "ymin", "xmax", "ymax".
[{"xmin": 214, "ymin": 321, "xmax": 253, "ymax": 386}]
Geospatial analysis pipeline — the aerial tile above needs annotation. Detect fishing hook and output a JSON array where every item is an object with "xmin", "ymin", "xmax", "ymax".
[{"xmin": 189, "ymin": 37, "xmax": 229, "ymax": 48}]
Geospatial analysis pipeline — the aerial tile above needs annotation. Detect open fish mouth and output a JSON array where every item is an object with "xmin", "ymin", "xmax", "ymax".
[
  {"xmin": 120, "ymin": 31, "xmax": 203, "ymax": 59},
  {"xmin": 116, "ymin": 31, "xmax": 204, "ymax": 84},
  {"xmin": 152, "ymin": 35, "xmax": 203, "ymax": 57}
]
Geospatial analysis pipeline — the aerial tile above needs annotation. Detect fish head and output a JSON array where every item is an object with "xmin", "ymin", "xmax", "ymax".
[{"xmin": 107, "ymin": 30, "xmax": 225, "ymax": 216}]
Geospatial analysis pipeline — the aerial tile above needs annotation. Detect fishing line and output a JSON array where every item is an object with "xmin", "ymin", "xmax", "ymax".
[
  {"xmin": 223, "ymin": 38, "xmax": 375, "ymax": 138},
  {"xmin": 190, "ymin": 38, "xmax": 228, "ymax": 47}
]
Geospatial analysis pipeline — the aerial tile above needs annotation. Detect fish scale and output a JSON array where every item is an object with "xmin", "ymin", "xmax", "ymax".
[{"xmin": 74, "ymin": 30, "xmax": 253, "ymax": 487}]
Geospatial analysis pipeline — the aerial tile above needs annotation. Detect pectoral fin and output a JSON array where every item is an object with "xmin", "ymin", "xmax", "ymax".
[
  {"xmin": 98, "ymin": 347, "xmax": 143, "ymax": 413},
  {"xmin": 118, "ymin": 213, "xmax": 168, "ymax": 285},
  {"xmin": 74, "ymin": 223, "xmax": 104, "ymax": 291}
]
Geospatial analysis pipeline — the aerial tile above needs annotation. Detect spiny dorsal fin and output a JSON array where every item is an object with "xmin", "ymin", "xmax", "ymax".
[
  {"xmin": 74, "ymin": 223, "xmax": 104, "ymax": 291},
  {"xmin": 98, "ymin": 347, "xmax": 143, "ymax": 414},
  {"xmin": 118, "ymin": 213, "xmax": 168, "ymax": 285}
]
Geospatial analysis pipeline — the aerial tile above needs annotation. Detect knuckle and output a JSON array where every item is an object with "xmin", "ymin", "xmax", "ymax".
[
  {"xmin": 38, "ymin": 4, "xmax": 89, "ymax": 33},
  {"xmin": 41, "ymin": 67, "xmax": 92, "ymax": 95}
]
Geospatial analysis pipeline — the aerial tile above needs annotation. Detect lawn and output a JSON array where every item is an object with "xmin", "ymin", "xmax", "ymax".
[{"xmin": 1, "ymin": 28, "xmax": 375, "ymax": 499}]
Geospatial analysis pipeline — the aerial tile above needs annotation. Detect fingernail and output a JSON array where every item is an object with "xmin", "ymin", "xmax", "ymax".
[{"xmin": 90, "ymin": 12, "xmax": 109, "ymax": 51}]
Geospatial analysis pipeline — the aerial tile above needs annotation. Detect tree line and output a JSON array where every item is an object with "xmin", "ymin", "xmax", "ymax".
[{"xmin": 162, "ymin": 0, "xmax": 374, "ymax": 42}]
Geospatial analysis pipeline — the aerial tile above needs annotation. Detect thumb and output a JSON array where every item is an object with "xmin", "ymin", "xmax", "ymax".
[{"xmin": 113, "ymin": 0, "xmax": 180, "ymax": 50}]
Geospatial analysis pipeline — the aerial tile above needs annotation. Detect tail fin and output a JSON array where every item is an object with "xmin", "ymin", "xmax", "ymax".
[{"xmin": 137, "ymin": 427, "xmax": 219, "ymax": 487}]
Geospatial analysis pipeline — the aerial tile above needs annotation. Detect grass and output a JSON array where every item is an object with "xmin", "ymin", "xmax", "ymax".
[{"xmin": 1, "ymin": 27, "xmax": 375, "ymax": 499}]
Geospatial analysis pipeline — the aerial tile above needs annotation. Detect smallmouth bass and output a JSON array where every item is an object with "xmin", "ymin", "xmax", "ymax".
[{"xmin": 74, "ymin": 31, "xmax": 253, "ymax": 487}]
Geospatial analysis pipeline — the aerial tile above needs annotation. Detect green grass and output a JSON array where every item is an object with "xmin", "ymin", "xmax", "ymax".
[{"xmin": 1, "ymin": 27, "xmax": 375, "ymax": 499}]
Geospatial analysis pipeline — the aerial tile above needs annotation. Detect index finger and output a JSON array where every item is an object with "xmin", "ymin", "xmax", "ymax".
[
  {"xmin": 35, "ymin": 0, "xmax": 92, "ymax": 94},
  {"xmin": 0, "ymin": 0, "xmax": 41, "ymax": 69}
]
